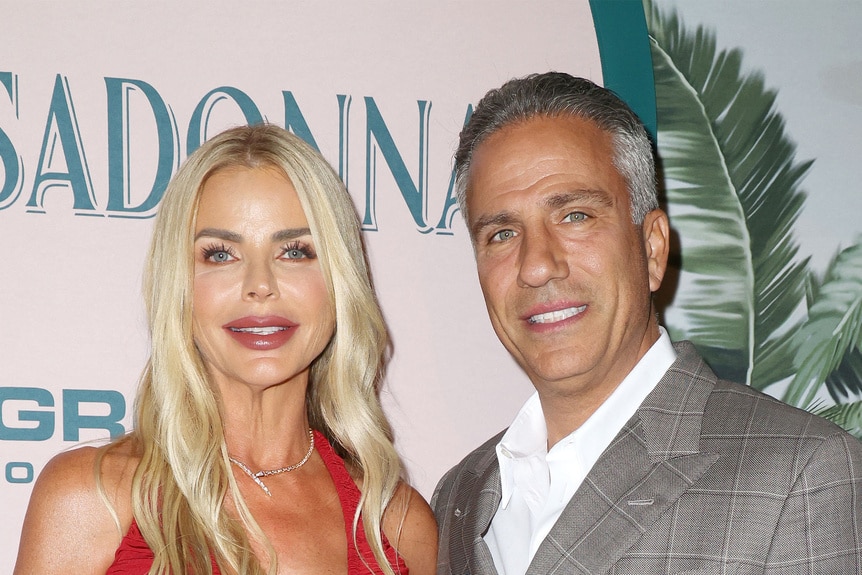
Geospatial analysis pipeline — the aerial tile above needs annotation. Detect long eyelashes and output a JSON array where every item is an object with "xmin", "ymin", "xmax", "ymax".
[
  {"xmin": 201, "ymin": 242, "xmax": 236, "ymax": 263},
  {"xmin": 282, "ymin": 241, "xmax": 317, "ymax": 260},
  {"xmin": 198, "ymin": 241, "xmax": 316, "ymax": 262}
]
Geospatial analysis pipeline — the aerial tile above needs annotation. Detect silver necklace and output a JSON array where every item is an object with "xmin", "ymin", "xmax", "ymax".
[{"xmin": 229, "ymin": 428, "xmax": 315, "ymax": 497}]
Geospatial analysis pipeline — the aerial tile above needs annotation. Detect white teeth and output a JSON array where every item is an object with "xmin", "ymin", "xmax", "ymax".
[
  {"xmin": 529, "ymin": 305, "xmax": 586, "ymax": 324},
  {"xmin": 231, "ymin": 327, "xmax": 286, "ymax": 335}
]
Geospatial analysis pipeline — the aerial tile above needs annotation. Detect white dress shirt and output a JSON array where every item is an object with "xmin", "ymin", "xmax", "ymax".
[{"xmin": 483, "ymin": 329, "xmax": 677, "ymax": 575}]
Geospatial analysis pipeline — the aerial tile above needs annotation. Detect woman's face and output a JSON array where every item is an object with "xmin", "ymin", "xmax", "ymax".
[{"xmin": 192, "ymin": 165, "xmax": 335, "ymax": 393}]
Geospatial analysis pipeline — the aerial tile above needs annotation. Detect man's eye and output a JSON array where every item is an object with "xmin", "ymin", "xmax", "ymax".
[
  {"xmin": 563, "ymin": 211, "xmax": 588, "ymax": 223},
  {"xmin": 491, "ymin": 229, "xmax": 516, "ymax": 243}
]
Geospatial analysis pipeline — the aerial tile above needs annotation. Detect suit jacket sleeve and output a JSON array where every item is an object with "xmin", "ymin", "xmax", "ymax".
[{"xmin": 766, "ymin": 429, "xmax": 862, "ymax": 572}]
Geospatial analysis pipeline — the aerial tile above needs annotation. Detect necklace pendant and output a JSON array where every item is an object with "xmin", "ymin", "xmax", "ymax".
[
  {"xmin": 250, "ymin": 475, "xmax": 272, "ymax": 497},
  {"xmin": 228, "ymin": 428, "xmax": 315, "ymax": 497}
]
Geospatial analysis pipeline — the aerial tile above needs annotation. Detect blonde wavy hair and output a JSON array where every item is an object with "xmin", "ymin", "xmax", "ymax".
[{"xmin": 101, "ymin": 124, "xmax": 402, "ymax": 574}]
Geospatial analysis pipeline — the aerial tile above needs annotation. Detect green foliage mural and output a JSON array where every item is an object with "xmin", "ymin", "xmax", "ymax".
[{"xmin": 645, "ymin": 0, "xmax": 862, "ymax": 437}]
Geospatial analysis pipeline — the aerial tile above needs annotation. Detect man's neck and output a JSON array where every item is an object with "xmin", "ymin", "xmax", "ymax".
[
  {"xmin": 537, "ymin": 382, "xmax": 620, "ymax": 448},
  {"xmin": 533, "ymin": 325, "xmax": 660, "ymax": 449}
]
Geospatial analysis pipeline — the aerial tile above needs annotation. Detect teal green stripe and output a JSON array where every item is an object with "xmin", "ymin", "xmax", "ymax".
[{"xmin": 589, "ymin": 0, "xmax": 656, "ymax": 141}]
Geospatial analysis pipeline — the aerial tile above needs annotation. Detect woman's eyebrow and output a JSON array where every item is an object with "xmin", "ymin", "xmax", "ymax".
[
  {"xmin": 272, "ymin": 228, "xmax": 312, "ymax": 242},
  {"xmin": 193, "ymin": 227, "xmax": 312, "ymax": 242},
  {"xmin": 194, "ymin": 228, "xmax": 242, "ymax": 242}
]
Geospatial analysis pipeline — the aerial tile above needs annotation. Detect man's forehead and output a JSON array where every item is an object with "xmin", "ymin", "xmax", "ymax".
[
  {"xmin": 471, "ymin": 115, "xmax": 611, "ymax": 167},
  {"xmin": 478, "ymin": 113, "xmax": 603, "ymax": 148},
  {"xmin": 468, "ymin": 117, "xmax": 616, "ymax": 191}
]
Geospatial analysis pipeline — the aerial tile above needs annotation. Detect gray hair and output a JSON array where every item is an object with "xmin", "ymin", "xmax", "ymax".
[{"xmin": 455, "ymin": 72, "xmax": 657, "ymax": 228}]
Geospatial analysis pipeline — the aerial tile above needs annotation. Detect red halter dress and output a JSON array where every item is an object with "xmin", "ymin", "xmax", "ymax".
[{"xmin": 106, "ymin": 431, "xmax": 408, "ymax": 574}]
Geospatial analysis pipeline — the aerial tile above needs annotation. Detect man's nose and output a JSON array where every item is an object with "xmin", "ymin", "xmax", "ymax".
[{"xmin": 516, "ymin": 225, "xmax": 569, "ymax": 288}]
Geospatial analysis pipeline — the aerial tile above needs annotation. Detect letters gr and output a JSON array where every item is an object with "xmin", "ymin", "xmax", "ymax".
[
  {"xmin": 0, "ymin": 72, "xmax": 468, "ymax": 234},
  {"xmin": 0, "ymin": 387, "xmax": 126, "ymax": 442}
]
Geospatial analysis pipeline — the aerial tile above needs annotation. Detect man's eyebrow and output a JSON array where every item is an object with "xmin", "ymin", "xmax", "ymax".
[
  {"xmin": 470, "ymin": 212, "xmax": 517, "ymax": 239},
  {"xmin": 194, "ymin": 227, "xmax": 312, "ymax": 242},
  {"xmin": 469, "ymin": 189, "xmax": 615, "ymax": 238},
  {"xmin": 545, "ymin": 189, "xmax": 614, "ymax": 210}
]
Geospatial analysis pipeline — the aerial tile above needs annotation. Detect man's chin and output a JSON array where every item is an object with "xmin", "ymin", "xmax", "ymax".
[{"xmin": 522, "ymin": 358, "xmax": 599, "ymax": 392}]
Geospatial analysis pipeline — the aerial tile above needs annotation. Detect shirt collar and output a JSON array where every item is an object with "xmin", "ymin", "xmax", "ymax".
[
  {"xmin": 496, "ymin": 392, "xmax": 545, "ymax": 508},
  {"xmin": 495, "ymin": 328, "xmax": 677, "ymax": 507}
]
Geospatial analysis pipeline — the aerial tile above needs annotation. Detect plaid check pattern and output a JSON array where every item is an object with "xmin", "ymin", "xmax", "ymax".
[{"xmin": 432, "ymin": 341, "xmax": 862, "ymax": 575}]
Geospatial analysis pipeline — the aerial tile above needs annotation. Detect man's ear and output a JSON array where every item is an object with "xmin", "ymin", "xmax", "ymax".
[{"xmin": 642, "ymin": 209, "xmax": 670, "ymax": 293}]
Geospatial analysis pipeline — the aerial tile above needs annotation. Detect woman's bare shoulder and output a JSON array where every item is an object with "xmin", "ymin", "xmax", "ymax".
[
  {"xmin": 383, "ymin": 482, "xmax": 438, "ymax": 575},
  {"xmin": 40, "ymin": 440, "xmax": 138, "ymax": 511},
  {"xmin": 13, "ymin": 440, "xmax": 140, "ymax": 575}
]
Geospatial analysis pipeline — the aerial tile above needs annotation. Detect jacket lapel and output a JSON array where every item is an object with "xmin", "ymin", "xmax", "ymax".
[
  {"xmin": 527, "ymin": 342, "xmax": 719, "ymax": 575},
  {"xmin": 447, "ymin": 437, "xmax": 504, "ymax": 574}
]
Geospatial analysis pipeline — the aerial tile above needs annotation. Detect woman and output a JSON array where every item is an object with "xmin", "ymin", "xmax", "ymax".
[{"xmin": 14, "ymin": 124, "xmax": 437, "ymax": 574}]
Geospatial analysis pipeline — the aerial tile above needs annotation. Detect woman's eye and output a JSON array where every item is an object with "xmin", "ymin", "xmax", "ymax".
[
  {"xmin": 491, "ymin": 229, "xmax": 516, "ymax": 243},
  {"xmin": 563, "ymin": 211, "xmax": 588, "ymax": 223},
  {"xmin": 281, "ymin": 242, "xmax": 316, "ymax": 260},
  {"xmin": 201, "ymin": 245, "xmax": 236, "ymax": 263}
]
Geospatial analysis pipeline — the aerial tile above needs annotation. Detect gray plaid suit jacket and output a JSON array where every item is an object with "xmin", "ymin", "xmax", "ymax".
[{"xmin": 432, "ymin": 341, "xmax": 862, "ymax": 574}]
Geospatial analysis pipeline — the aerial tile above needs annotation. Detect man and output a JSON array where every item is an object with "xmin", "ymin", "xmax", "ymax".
[{"xmin": 432, "ymin": 72, "xmax": 862, "ymax": 575}]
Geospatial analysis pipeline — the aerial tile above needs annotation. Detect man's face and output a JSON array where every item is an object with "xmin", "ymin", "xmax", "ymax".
[{"xmin": 466, "ymin": 115, "xmax": 668, "ymax": 402}]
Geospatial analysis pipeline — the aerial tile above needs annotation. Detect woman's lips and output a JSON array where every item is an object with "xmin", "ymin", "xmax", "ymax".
[{"xmin": 223, "ymin": 316, "xmax": 297, "ymax": 350}]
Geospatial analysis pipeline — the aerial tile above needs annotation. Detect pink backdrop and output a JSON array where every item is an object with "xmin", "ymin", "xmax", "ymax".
[{"xmin": 0, "ymin": 2, "xmax": 601, "ymax": 568}]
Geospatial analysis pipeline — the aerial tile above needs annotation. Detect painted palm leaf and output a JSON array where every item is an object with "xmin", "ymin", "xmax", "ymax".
[
  {"xmin": 827, "ymin": 348, "xmax": 862, "ymax": 402},
  {"xmin": 812, "ymin": 400, "xmax": 862, "ymax": 439},
  {"xmin": 646, "ymin": 2, "xmax": 811, "ymax": 389},
  {"xmin": 785, "ymin": 241, "xmax": 862, "ymax": 407}
]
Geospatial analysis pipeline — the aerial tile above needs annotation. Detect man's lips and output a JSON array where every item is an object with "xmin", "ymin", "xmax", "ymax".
[{"xmin": 525, "ymin": 304, "xmax": 587, "ymax": 325}]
